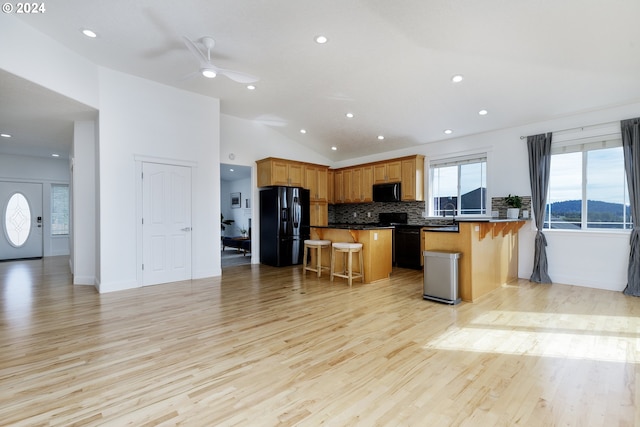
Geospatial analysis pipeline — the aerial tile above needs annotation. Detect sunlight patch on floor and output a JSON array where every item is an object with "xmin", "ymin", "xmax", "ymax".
[{"xmin": 423, "ymin": 310, "xmax": 640, "ymax": 363}]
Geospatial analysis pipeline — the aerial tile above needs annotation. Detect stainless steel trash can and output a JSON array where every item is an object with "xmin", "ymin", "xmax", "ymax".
[{"xmin": 423, "ymin": 250, "xmax": 461, "ymax": 304}]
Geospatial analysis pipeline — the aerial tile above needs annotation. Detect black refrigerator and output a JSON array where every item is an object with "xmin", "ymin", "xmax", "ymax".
[{"xmin": 259, "ymin": 186, "xmax": 310, "ymax": 267}]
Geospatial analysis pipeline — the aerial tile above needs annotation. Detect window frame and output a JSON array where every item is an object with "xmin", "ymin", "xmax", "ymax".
[
  {"xmin": 544, "ymin": 123, "xmax": 630, "ymax": 232},
  {"xmin": 428, "ymin": 152, "xmax": 488, "ymax": 217}
]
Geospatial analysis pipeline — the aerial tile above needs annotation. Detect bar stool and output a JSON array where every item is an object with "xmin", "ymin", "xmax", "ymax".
[
  {"xmin": 303, "ymin": 239, "xmax": 332, "ymax": 277},
  {"xmin": 330, "ymin": 242, "xmax": 364, "ymax": 287}
]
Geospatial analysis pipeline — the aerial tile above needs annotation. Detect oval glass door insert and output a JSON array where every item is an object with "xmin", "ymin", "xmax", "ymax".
[{"xmin": 4, "ymin": 192, "xmax": 31, "ymax": 247}]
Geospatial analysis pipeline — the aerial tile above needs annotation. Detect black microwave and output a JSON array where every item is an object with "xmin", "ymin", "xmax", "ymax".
[{"xmin": 373, "ymin": 182, "xmax": 401, "ymax": 202}]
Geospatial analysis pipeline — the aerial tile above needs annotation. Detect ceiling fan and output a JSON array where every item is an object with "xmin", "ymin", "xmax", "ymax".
[{"xmin": 182, "ymin": 36, "xmax": 259, "ymax": 84}]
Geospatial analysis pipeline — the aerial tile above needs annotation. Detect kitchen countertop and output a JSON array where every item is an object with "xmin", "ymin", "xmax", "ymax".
[
  {"xmin": 321, "ymin": 224, "xmax": 395, "ymax": 230},
  {"xmin": 450, "ymin": 217, "xmax": 527, "ymax": 223}
]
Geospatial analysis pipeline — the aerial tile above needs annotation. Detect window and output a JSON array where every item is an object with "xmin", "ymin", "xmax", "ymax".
[
  {"xmin": 4, "ymin": 192, "xmax": 31, "ymax": 247},
  {"xmin": 51, "ymin": 184, "xmax": 69, "ymax": 235},
  {"xmin": 430, "ymin": 154, "xmax": 487, "ymax": 216},
  {"xmin": 545, "ymin": 126, "xmax": 630, "ymax": 230}
]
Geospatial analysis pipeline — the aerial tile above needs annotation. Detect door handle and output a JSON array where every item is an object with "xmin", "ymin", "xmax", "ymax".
[{"xmin": 181, "ymin": 227, "xmax": 192, "ymax": 232}]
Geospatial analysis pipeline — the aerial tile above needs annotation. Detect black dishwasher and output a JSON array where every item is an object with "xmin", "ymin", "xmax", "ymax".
[{"xmin": 394, "ymin": 225, "xmax": 423, "ymax": 269}]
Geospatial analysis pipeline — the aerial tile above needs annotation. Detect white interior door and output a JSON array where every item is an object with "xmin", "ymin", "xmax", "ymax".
[
  {"xmin": 142, "ymin": 162, "xmax": 192, "ymax": 286},
  {"xmin": 0, "ymin": 181, "xmax": 43, "ymax": 260}
]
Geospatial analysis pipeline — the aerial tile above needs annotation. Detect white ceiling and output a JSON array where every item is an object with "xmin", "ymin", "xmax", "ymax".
[{"xmin": 3, "ymin": 0, "xmax": 640, "ymax": 162}]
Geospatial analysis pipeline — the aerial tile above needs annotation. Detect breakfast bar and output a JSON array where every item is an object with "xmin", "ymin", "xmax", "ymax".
[
  {"xmin": 310, "ymin": 226, "xmax": 393, "ymax": 283},
  {"xmin": 422, "ymin": 219, "xmax": 526, "ymax": 302}
]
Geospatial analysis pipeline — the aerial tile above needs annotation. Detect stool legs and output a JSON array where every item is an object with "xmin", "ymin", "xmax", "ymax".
[
  {"xmin": 303, "ymin": 240, "xmax": 331, "ymax": 277},
  {"xmin": 330, "ymin": 245, "xmax": 364, "ymax": 287},
  {"xmin": 303, "ymin": 244, "xmax": 309, "ymax": 273}
]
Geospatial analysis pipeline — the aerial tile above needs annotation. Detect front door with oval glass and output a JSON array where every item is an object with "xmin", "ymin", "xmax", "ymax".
[{"xmin": 0, "ymin": 182, "xmax": 43, "ymax": 260}]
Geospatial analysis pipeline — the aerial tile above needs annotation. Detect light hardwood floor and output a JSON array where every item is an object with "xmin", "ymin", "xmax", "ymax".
[{"xmin": 1, "ymin": 256, "xmax": 639, "ymax": 426}]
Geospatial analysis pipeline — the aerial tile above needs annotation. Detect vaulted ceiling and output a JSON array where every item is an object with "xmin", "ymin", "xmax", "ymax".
[{"xmin": 2, "ymin": 0, "xmax": 640, "ymax": 161}]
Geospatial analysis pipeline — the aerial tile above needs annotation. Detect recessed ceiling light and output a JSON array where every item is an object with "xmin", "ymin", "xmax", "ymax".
[
  {"xmin": 315, "ymin": 35, "xmax": 328, "ymax": 44},
  {"xmin": 246, "ymin": 85, "xmax": 256, "ymax": 90},
  {"xmin": 331, "ymin": 146, "xmax": 337, "ymax": 151},
  {"xmin": 345, "ymin": 113, "xmax": 354, "ymax": 118},
  {"xmin": 377, "ymin": 135, "xmax": 384, "ymax": 140},
  {"xmin": 451, "ymin": 74, "xmax": 464, "ymax": 83},
  {"xmin": 300, "ymin": 129, "xmax": 307, "ymax": 134},
  {"xmin": 229, "ymin": 168, "xmax": 234, "ymax": 172},
  {"xmin": 479, "ymin": 109, "xmax": 488, "ymax": 116},
  {"xmin": 81, "ymin": 29, "xmax": 97, "ymax": 38},
  {"xmin": 51, "ymin": 154, "xmax": 60, "ymax": 157},
  {"xmin": 444, "ymin": 129, "xmax": 453, "ymax": 135},
  {"xmin": 0, "ymin": 133, "xmax": 11, "ymax": 138},
  {"xmin": 201, "ymin": 69, "xmax": 217, "ymax": 78}
]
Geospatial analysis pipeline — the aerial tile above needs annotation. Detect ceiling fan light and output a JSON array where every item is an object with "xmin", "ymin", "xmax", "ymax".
[{"xmin": 201, "ymin": 69, "xmax": 217, "ymax": 78}]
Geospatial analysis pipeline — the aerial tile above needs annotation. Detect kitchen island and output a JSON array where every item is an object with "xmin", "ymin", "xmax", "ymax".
[
  {"xmin": 422, "ymin": 219, "xmax": 526, "ymax": 302},
  {"xmin": 310, "ymin": 225, "xmax": 393, "ymax": 284}
]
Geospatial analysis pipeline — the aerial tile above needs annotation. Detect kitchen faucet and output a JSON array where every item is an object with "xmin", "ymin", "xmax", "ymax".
[{"xmin": 442, "ymin": 202, "xmax": 457, "ymax": 224}]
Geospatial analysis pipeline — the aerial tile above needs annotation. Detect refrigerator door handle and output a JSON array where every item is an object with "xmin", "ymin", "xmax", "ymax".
[{"xmin": 281, "ymin": 208, "xmax": 288, "ymax": 222}]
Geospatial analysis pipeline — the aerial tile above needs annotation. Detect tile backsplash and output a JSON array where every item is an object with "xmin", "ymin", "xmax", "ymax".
[
  {"xmin": 490, "ymin": 196, "xmax": 532, "ymax": 219},
  {"xmin": 328, "ymin": 196, "xmax": 532, "ymax": 225},
  {"xmin": 329, "ymin": 201, "xmax": 427, "ymax": 225}
]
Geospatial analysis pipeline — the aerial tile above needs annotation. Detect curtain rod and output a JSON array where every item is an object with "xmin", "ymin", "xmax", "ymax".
[{"xmin": 519, "ymin": 120, "xmax": 619, "ymax": 140}]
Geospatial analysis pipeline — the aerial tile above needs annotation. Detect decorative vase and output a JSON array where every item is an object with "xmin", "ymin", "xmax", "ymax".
[{"xmin": 506, "ymin": 208, "xmax": 520, "ymax": 219}]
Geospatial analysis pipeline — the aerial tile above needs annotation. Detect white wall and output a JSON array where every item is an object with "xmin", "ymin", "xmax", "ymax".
[
  {"xmin": 0, "ymin": 14, "xmax": 98, "ymax": 108},
  {"xmin": 97, "ymin": 68, "xmax": 220, "ymax": 292},
  {"xmin": 0, "ymin": 153, "xmax": 70, "ymax": 257},
  {"xmin": 71, "ymin": 120, "xmax": 97, "ymax": 285}
]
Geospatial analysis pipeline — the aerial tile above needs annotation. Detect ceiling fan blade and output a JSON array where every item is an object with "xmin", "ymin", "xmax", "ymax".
[
  {"xmin": 182, "ymin": 36, "xmax": 208, "ymax": 64},
  {"xmin": 215, "ymin": 68, "xmax": 259, "ymax": 84}
]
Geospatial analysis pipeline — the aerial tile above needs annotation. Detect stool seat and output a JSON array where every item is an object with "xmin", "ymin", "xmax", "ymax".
[
  {"xmin": 332, "ymin": 242, "xmax": 362, "ymax": 250},
  {"xmin": 330, "ymin": 242, "xmax": 364, "ymax": 287},
  {"xmin": 303, "ymin": 240, "xmax": 332, "ymax": 278},
  {"xmin": 304, "ymin": 239, "xmax": 332, "ymax": 246}
]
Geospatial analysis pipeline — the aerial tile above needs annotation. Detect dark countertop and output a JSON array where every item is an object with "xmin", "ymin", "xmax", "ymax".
[
  {"xmin": 318, "ymin": 224, "xmax": 395, "ymax": 230},
  {"xmin": 422, "ymin": 225, "xmax": 460, "ymax": 232}
]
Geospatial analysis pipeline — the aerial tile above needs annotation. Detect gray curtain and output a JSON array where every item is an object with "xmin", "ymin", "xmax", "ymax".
[
  {"xmin": 527, "ymin": 133, "xmax": 553, "ymax": 283},
  {"xmin": 622, "ymin": 118, "xmax": 640, "ymax": 296}
]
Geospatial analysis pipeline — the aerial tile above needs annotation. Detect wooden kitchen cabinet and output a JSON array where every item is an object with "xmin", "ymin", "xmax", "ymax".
[
  {"xmin": 373, "ymin": 160, "xmax": 402, "ymax": 184},
  {"xmin": 342, "ymin": 169, "xmax": 353, "ymax": 203},
  {"xmin": 310, "ymin": 201, "xmax": 328, "ymax": 226},
  {"xmin": 305, "ymin": 164, "xmax": 328, "ymax": 202},
  {"xmin": 327, "ymin": 170, "xmax": 334, "ymax": 204},
  {"xmin": 401, "ymin": 155, "xmax": 425, "ymax": 201},
  {"xmin": 257, "ymin": 157, "xmax": 305, "ymax": 187},
  {"xmin": 351, "ymin": 167, "xmax": 363, "ymax": 202},
  {"xmin": 422, "ymin": 220, "xmax": 525, "ymax": 302},
  {"xmin": 333, "ymin": 170, "xmax": 344, "ymax": 203},
  {"xmin": 361, "ymin": 165, "xmax": 373, "ymax": 202}
]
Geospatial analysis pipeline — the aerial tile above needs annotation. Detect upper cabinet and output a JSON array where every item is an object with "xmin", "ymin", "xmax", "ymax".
[
  {"xmin": 305, "ymin": 164, "xmax": 328, "ymax": 202},
  {"xmin": 257, "ymin": 157, "xmax": 304, "ymax": 187},
  {"xmin": 361, "ymin": 165, "xmax": 373, "ymax": 202},
  {"xmin": 373, "ymin": 160, "xmax": 402, "ymax": 184},
  {"xmin": 333, "ymin": 170, "xmax": 344, "ymax": 204},
  {"xmin": 327, "ymin": 170, "xmax": 335, "ymax": 204},
  {"xmin": 257, "ymin": 154, "xmax": 423, "ymax": 205},
  {"xmin": 401, "ymin": 155, "xmax": 425, "ymax": 201},
  {"xmin": 330, "ymin": 155, "xmax": 424, "ymax": 204}
]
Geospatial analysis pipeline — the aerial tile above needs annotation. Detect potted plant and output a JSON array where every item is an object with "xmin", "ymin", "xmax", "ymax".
[
  {"xmin": 221, "ymin": 214, "xmax": 234, "ymax": 233},
  {"xmin": 504, "ymin": 194, "xmax": 522, "ymax": 219},
  {"xmin": 239, "ymin": 226, "xmax": 248, "ymax": 238}
]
